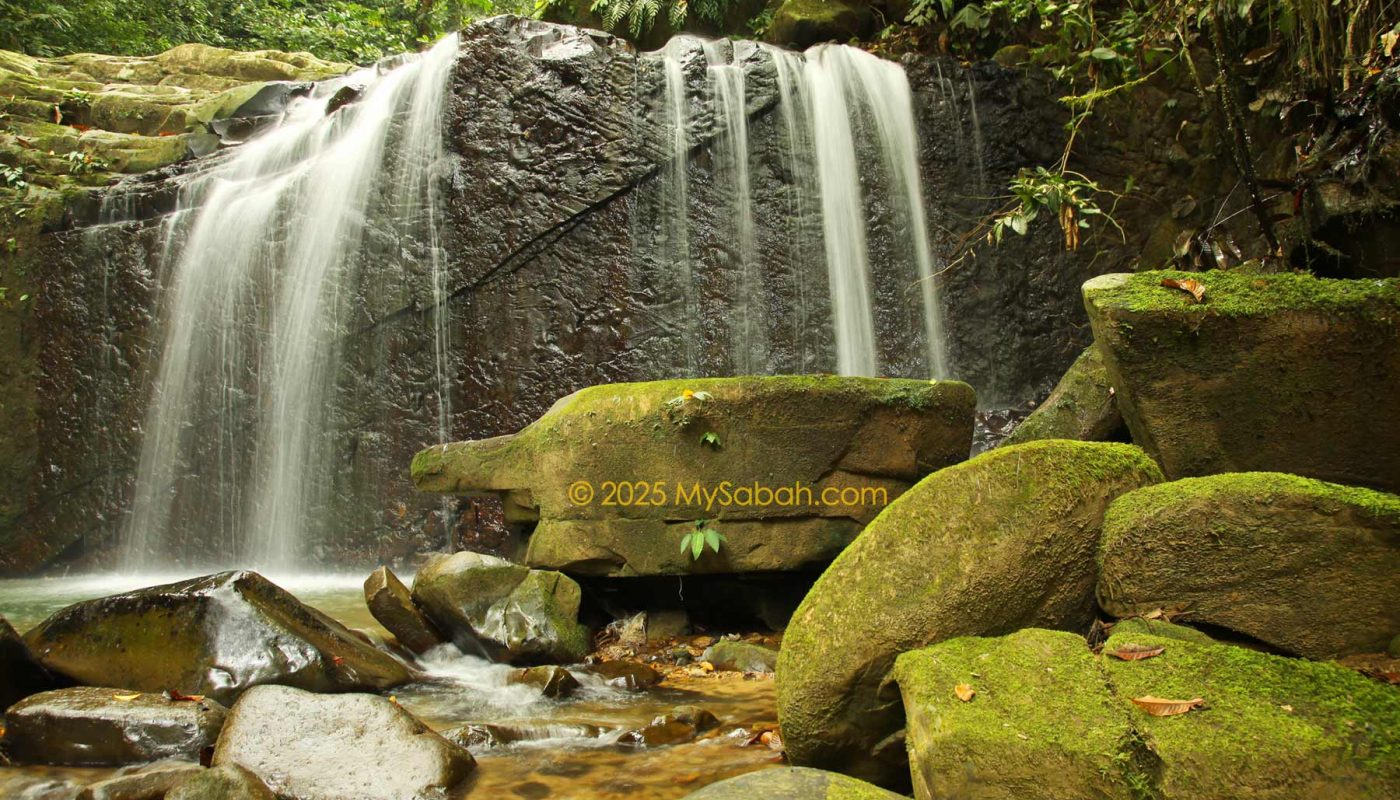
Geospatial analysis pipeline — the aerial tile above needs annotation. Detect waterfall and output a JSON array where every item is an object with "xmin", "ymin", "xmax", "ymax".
[
  {"xmin": 641, "ymin": 38, "xmax": 948, "ymax": 379},
  {"xmin": 122, "ymin": 34, "xmax": 460, "ymax": 571}
]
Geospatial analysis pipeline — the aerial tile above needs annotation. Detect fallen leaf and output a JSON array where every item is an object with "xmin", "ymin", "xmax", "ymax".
[
  {"xmin": 954, "ymin": 684, "xmax": 976, "ymax": 702},
  {"xmin": 1280, "ymin": 704, "xmax": 1294, "ymax": 713},
  {"xmin": 1108, "ymin": 643, "xmax": 1166, "ymax": 662},
  {"xmin": 699, "ymin": 661, "xmax": 715, "ymax": 673},
  {"xmin": 676, "ymin": 773, "xmax": 700, "ymax": 784},
  {"xmin": 1161, "ymin": 277, "xmax": 1206, "ymax": 303},
  {"xmin": 1131, "ymin": 696, "xmax": 1205, "ymax": 716},
  {"xmin": 112, "ymin": 693, "xmax": 141, "ymax": 702},
  {"xmin": 167, "ymin": 690, "xmax": 205, "ymax": 702},
  {"xmin": 332, "ymin": 656, "xmax": 345, "ymax": 666},
  {"xmin": 51, "ymin": 104, "xmax": 61, "ymax": 124},
  {"xmin": 763, "ymin": 731, "xmax": 783, "ymax": 751}
]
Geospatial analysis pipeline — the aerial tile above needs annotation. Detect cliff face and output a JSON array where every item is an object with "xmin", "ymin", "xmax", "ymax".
[{"xmin": 0, "ymin": 17, "xmax": 1111, "ymax": 574}]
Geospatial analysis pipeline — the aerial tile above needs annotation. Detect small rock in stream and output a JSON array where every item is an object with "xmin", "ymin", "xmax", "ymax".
[
  {"xmin": 509, "ymin": 665, "xmax": 580, "ymax": 699},
  {"xmin": 3, "ymin": 688, "xmax": 225, "ymax": 766}
]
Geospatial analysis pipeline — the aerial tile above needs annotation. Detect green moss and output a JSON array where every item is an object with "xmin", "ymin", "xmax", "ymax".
[
  {"xmin": 1109, "ymin": 618, "xmax": 1215, "ymax": 645},
  {"xmin": 1103, "ymin": 472, "xmax": 1400, "ymax": 552},
  {"xmin": 1103, "ymin": 632, "xmax": 1400, "ymax": 789},
  {"xmin": 1084, "ymin": 269, "xmax": 1400, "ymax": 318}
]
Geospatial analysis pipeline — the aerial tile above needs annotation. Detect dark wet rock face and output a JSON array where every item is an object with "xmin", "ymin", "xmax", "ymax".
[
  {"xmin": 2, "ymin": 17, "xmax": 1092, "ymax": 574},
  {"xmin": 1, "ymin": 613, "xmax": 59, "ymax": 710},
  {"xmin": 75, "ymin": 761, "xmax": 207, "ymax": 800},
  {"xmin": 212, "ymin": 685, "xmax": 475, "ymax": 800},
  {"xmin": 23, "ymin": 571, "xmax": 413, "ymax": 704},
  {"xmin": 2, "ymin": 688, "xmax": 225, "ymax": 766}
]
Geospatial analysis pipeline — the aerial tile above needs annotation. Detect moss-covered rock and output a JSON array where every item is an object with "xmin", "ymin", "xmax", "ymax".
[
  {"xmin": 412, "ymin": 376, "xmax": 976, "ymax": 577},
  {"xmin": 2, "ymin": 687, "xmax": 226, "ymax": 766},
  {"xmin": 701, "ymin": 640, "xmax": 779, "ymax": 673},
  {"xmin": 1083, "ymin": 270, "xmax": 1400, "ymax": 492},
  {"xmin": 1004, "ymin": 344, "xmax": 1124, "ymax": 446},
  {"xmin": 775, "ymin": 440, "xmax": 1163, "ymax": 787},
  {"xmin": 1102, "ymin": 631, "xmax": 1400, "ymax": 798},
  {"xmin": 893, "ymin": 628, "xmax": 1400, "ymax": 799},
  {"xmin": 411, "ymin": 552, "xmax": 589, "ymax": 664},
  {"xmin": 1100, "ymin": 472, "xmax": 1400, "ymax": 659},
  {"xmin": 23, "ymin": 571, "xmax": 412, "ymax": 704},
  {"xmin": 767, "ymin": 0, "xmax": 870, "ymax": 48},
  {"xmin": 894, "ymin": 629, "xmax": 1139, "ymax": 800},
  {"xmin": 1108, "ymin": 617, "xmax": 1216, "ymax": 645},
  {"xmin": 680, "ymin": 766, "xmax": 907, "ymax": 799}
]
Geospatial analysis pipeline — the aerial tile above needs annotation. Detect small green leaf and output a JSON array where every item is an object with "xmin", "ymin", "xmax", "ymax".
[
  {"xmin": 700, "ymin": 431, "xmax": 722, "ymax": 449},
  {"xmin": 691, "ymin": 533, "xmax": 704, "ymax": 560},
  {"xmin": 679, "ymin": 532, "xmax": 693, "ymax": 555},
  {"xmin": 1089, "ymin": 47, "xmax": 1120, "ymax": 61},
  {"xmin": 703, "ymin": 529, "xmax": 719, "ymax": 551}
]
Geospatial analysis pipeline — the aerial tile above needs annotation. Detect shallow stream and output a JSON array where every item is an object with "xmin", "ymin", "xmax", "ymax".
[{"xmin": 0, "ymin": 575, "xmax": 781, "ymax": 799}]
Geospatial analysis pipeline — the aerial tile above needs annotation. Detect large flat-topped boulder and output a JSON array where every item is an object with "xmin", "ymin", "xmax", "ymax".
[
  {"xmin": 1099, "ymin": 472, "xmax": 1400, "ymax": 659},
  {"xmin": 1084, "ymin": 270, "xmax": 1400, "ymax": 491},
  {"xmin": 412, "ymin": 376, "xmax": 976, "ymax": 576},
  {"xmin": 23, "ymin": 571, "xmax": 413, "ymax": 705}
]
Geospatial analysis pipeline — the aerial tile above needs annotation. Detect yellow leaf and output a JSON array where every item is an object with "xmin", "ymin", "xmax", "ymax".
[
  {"xmin": 954, "ymin": 683, "xmax": 976, "ymax": 702},
  {"xmin": 682, "ymin": 389, "xmax": 695, "ymax": 399},
  {"xmin": 112, "ymin": 693, "xmax": 141, "ymax": 702}
]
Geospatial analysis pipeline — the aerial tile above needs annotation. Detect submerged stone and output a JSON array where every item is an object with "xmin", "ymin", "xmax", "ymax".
[
  {"xmin": 23, "ymin": 571, "xmax": 413, "ymax": 705},
  {"xmin": 680, "ymin": 767, "xmax": 907, "ymax": 799},
  {"xmin": 1084, "ymin": 270, "xmax": 1400, "ymax": 491},
  {"xmin": 1004, "ymin": 344, "xmax": 1124, "ymax": 445},
  {"xmin": 894, "ymin": 630, "xmax": 1137, "ymax": 800},
  {"xmin": 776, "ymin": 440, "xmax": 1163, "ymax": 787},
  {"xmin": 510, "ymin": 665, "xmax": 580, "ymax": 698},
  {"xmin": 3, "ymin": 687, "xmax": 225, "ymax": 766},
  {"xmin": 364, "ymin": 566, "xmax": 445, "ymax": 654},
  {"xmin": 578, "ymin": 661, "xmax": 662, "ymax": 690},
  {"xmin": 211, "ymin": 685, "xmax": 474, "ymax": 800},
  {"xmin": 412, "ymin": 552, "xmax": 589, "ymax": 664},
  {"xmin": 76, "ymin": 761, "xmax": 206, "ymax": 800},
  {"xmin": 1100, "ymin": 472, "xmax": 1400, "ymax": 659},
  {"xmin": 411, "ymin": 376, "xmax": 975, "ymax": 577}
]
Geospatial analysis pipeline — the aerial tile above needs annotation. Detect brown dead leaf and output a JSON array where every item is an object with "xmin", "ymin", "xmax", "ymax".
[
  {"xmin": 167, "ymin": 690, "xmax": 205, "ymax": 702},
  {"xmin": 1131, "ymin": 696, "xmax": 1205, "ymax": 717},
  {"xmin": 762, "ymin": 731, "xmax": 783, "ymax": 751},
  {"xmin": 112, "ymin": 693, "xmax": 141, "ymax": 702},
  {"xmin": 1108, "ymin": 643, "xmax": 1166, "ymax": 662},
  {"xmin": 1161, "ymin": 277, "xmax": 1206, "ymax": 303},
  {"xmin": 954, "ymin": 684, "xmax": 976, "ymax": 702},
  {"xmin": 51, "ymin": 104, "xmax": 61, "ymax": 124}
]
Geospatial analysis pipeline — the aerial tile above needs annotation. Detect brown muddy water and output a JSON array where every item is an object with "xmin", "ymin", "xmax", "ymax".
[{"xmin": 0, "ymin": 575, "xmax": 783, "ymax": 799}]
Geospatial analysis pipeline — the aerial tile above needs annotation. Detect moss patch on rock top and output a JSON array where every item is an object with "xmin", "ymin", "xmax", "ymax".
[{"xmin": 1084, "ymin": 270, "xmax": 1400, "ymax": 318}]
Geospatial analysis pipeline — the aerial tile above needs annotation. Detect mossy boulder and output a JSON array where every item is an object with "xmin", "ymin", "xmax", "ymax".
[
  {"xmin": 1004, "ymin": 345, "xmax": 1124, "ymax": 446},
  {"xmin": 212, "ymin": 685, "xmax": 475, "ymax": 800},
  {"xmin": 701, "ymin": 640, "xmax": 779, "ymax": 673},
  {"xmin": 767, "ymin": 0, "xmax": 870, "ymax": 49},
  {"xmin": 22, "ymin": 572, "xmax": 413, "ymax": 705},
  {"xmin": 775, "ymin": 440, "xmax": 1163, "ymax": 787},
  {"xmin": 1099, "ymin": 472, "xmax": 1400, "ymax": 659},
  {"xmin": 2, "ymin": 687, "xmax": 226, "ymax": 766},
  {"xmin": 1084, "ymin": 270, "xmax": 1400, "ymax": 492},
  {"xmin": 166, "ymin": 765, "xmax": 275, "ymax": 800},
  {"xmin": 680, "ymin": 767, "xmax": 907, "ymax": 799},
  {"xmin": 1102, "ymin": 631, "xmax": 1400, "ymax": 798},
  {"xmin": 411, "ymin": 552, "xmax": 589, "ymax": 664},
  {"xmin": 411, "ymin": 376, "xmax": 976, "ymax": 577},
  {"xmin": 1109, "ymin": 617, "xmax": 1215, "ymax": 645},
  {"xmin": 893, "ymin": 629, "xmax": 1400, "ymax": 799},
  {"xmin": 893, "ymin": 630, "xmax": 1139, "ymax": 800}
]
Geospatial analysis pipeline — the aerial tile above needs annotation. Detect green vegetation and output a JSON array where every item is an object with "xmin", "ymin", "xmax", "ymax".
[
  {"xmin": 0, "ymin": 0, "xmax": 534, "ymax": 62},
  {"xmin": 678, "ymin": 519, "xmax": 725, "ymax": 560},
  {"xmin": 1085, "ymin": 269, "xmax": 1400, "ymax": 317}
]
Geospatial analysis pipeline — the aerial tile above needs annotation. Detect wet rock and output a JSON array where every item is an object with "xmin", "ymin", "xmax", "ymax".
[
  {"xmin": 580, "ymin": 661, "xmax": 662, "ymax": 691},
  {"xmin": 211, "ymin": 685, "xmax": 474, "ymax": 800},
  {"xmin": 645, "ymin": 609, "xmax": 690, "ymax": 640},
  {"xmin": 700, "ymin": 640, "xmax": 777, "ymax": 673},
  {"xmin": 0, "ymin": 774, "xmax": 84, "ymax": 800},
  {"xmin": 412, "ymin": 377, "xmax": 975, "ymax": 577},
  {"xmin": 166, "ymin": 764, "xmax": 274, "ymax": 800},
  {"xmin": 1102, "ymin": 630, "xmax": 1400, "ymax": 798},
  {"xmin": 660, "ymin": 705, "xmax": 720, "ymax": 732},
  {"xmin": 324, "ymin": 83, "xmax": 363, "ymax": 115},
  {"xmin": 3, "ymin": 687, "xmax": 225, "ymax": 766},
  {"xmin": 364, "ymin": 566, "xmax": 445, "ymax": 654},
  {"xmin": 618, "ymin": 705, "xmax": 720, "ymax": 748},
  {"xmin": 510, "ymin": 665, "xmax": 580, "ymax": 698},
  {"xmin": 680, "ymin": 767, "xmax": 907, "ymax": 799},
  {"xmin": 77, "ymin": 761, "xmax": 205, "ymax": 800},
  {"xmin": 1, "ymin": 613, "xmax": 58, "ymax": 711},
  {"xmin": 776, "ymin": 440, "xmax": 1163, "ymax": 787},
  {"xmin": 767, "ymin": 0, "xmax": 868, "ymax": 48},
  {"xmin": 442, "ymin": 722, "xmax": 604, "ymax": 749},
  {"xmin": 1099, "ymin": 472, "xmax": 1400, "ymax": 659},
  {"xmin": 1084, "ymin": 270, "xmax": 1400, "ymax": 491},
  {"xmin": 412, "ymin": 552, "xmax": 589, "ymax": 664},
  {"xmin": 894, "ymin": 630, "xmax": 1135, "ymax": 800},
  {"xmin": 23, "ymin": 571, "xmax": 413, "ymax": 705},
  {"xmin": 1004, "ymin": 344, "xmax": 1124, "ymax": 446}
]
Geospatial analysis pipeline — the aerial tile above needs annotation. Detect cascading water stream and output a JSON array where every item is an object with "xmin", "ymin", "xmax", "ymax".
[{"xmin": 122, "ymin": 34, "xmax": 460, "ymax": 572}]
